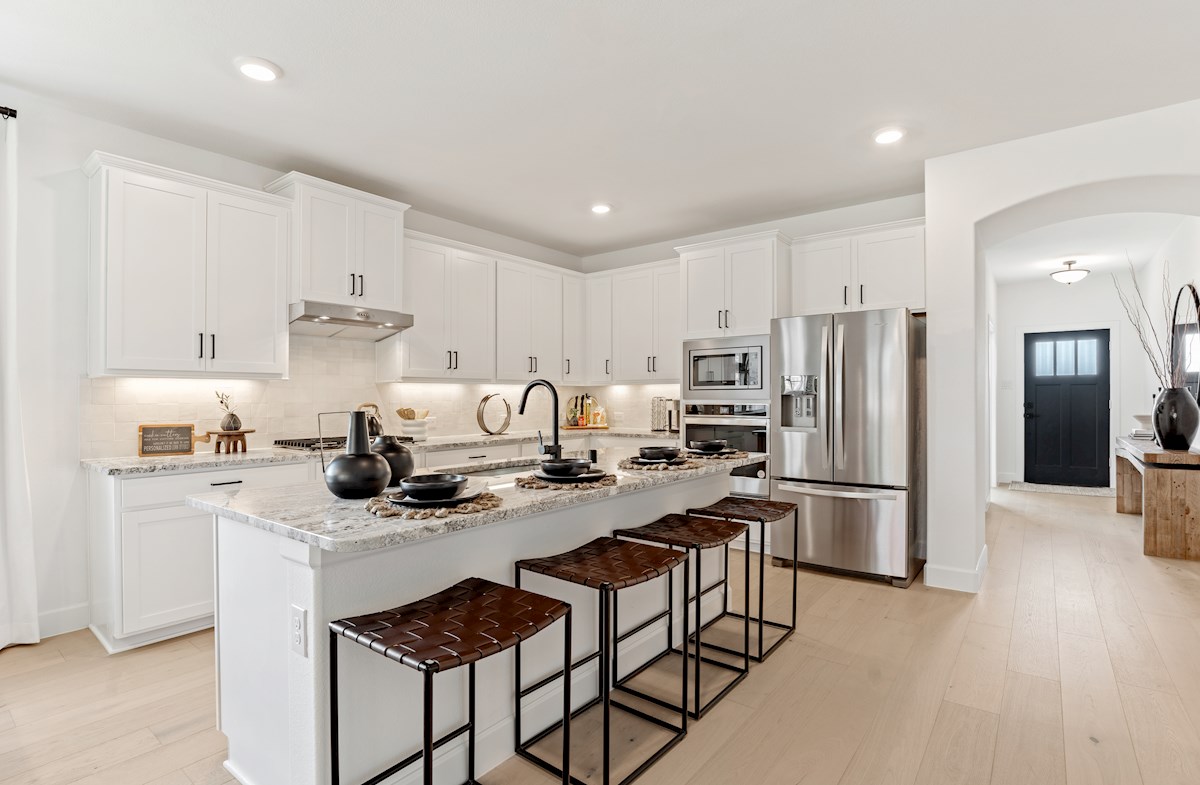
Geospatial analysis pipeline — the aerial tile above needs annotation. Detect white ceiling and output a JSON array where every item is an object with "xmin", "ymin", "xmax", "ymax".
[
  {"xmin": 4, "ymin": 1, "xmax": 1200, "ymax": 256},
  {"xmin": 986, "ymin": 213, "xmax": 1187, "ymax": 283}
]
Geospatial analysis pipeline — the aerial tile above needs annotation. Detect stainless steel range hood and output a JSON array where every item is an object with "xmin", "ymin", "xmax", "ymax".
[{"xmin": 287, "ymin": 301, "xmax": 414, "ymax": 341}]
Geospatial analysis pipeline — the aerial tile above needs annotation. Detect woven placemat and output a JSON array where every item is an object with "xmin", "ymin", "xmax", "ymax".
[
  {"xmin": 365, "ymin": 492, "xmax": 503, "ymax": 520},
  {"xmin": 617, "ymin": 458, "xmax": 704, "ymax": 471},
  {"xmin": 515, "ymin": 474, "xmax": 618, "ymax": 490},
  {"xmin": 687, "ymin": 450, "xmax": 750, "ymax": 460}
]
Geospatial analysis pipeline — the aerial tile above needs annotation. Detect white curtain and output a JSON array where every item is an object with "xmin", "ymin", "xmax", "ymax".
[{"xmin": 0, "ymin": 113, "xmax": 39, "ymax": 649}]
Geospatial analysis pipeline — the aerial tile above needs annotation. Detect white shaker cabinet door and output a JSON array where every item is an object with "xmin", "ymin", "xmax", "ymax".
[
  {"xmin": 611, "ymin": 269, "xmax": 655, "ymax": 381},
  {"xmin": 653, "ymin": 266, "xmax": 682, "ymax": 380},
  {"xmin": 725, "ymin": 239, "xmax": 773, "ymax": 335},
  {"xmin": 682, "ymin": 248, "xmax": 726, "ymax": 338},
  {"xmin": 561, "ymin": 276, "xmax": 585, "ymax": 382},
  {"xmin": 298, "ymin": 186, "xmax": 357, "ymax": 305},
  {"xmin": 104, "ymin": 169, "xmax": 207, "ymax": 373},
  {"xmin": 120, "ymin": 505, "xmax": 215, "ymax": 635},
  {"xmin": 854, "ymin": 226, "xmax": 926, "ymax": 311},
  {"xmin": 495, "ymin": 260, "xmax": 534, "ymax": 380},
  {"xmin": 530, "ymin": 268, "xmax": 563, "ymax": 382},
  {"xmin": 449, "ymin": 249, "xmax": 496, "ymax": 379},
  {"xmin": 402, "ymin": 239, "xmax": 452, "ymax": 378},
  {"xmin": 792, "ymin": 237, "xmax": 852, "ymax": 315},
  {"xmin": 204, "ymin": 192, "xmax": 289, "ymax": 376},
  {"xmin": 356, "ymin": 201, "xmax": 405, "ymax": 310},
  {"xmin": 585, "ymin": 275, "xmax": 613, "ymax": 383}
]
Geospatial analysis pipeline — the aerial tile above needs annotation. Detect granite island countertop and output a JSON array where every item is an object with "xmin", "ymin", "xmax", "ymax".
[
  {"xmin": 82, "ymin": 428, "xmax": 675, "ymax": 476},
  {"xmin": 185, "ymin": 449, "xmax": 764, "ymax": 553}
]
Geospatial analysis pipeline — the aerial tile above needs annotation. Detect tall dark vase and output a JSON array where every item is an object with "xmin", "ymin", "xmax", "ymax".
[
  {"xmin": 371, "ymin": 435, "xmax": 415, "ymax": 487},
  {"xmin": 324, "ymin": 411, "xmax": 391, "ymax": 499},
  {"xmin": 1153, "ymin": 387, "xmax": 1200, "ymax": 451}
]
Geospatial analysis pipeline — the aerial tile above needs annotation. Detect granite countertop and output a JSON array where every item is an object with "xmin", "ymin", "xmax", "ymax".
[
  {"xmin": 185, "ymin": 449, "xmax": 765, "ymax": 553},
  {"xmin": 82, "ymin": 428, "xmax": 675, "ymax": 476}
]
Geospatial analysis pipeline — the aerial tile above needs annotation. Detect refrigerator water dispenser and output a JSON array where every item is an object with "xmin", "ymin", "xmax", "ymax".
[{"xmin": 780, "ymin": 375, "xmax": 819, "ymax": 429}]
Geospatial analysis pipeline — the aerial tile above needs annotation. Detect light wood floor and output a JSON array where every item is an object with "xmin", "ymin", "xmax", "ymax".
[{"xmin": 5, "ymin": 487, "xmax": 1200, "ymax": 785}]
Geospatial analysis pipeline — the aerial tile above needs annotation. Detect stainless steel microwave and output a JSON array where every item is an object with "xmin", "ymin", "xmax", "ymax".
[{"xmin": 683, "ymin": 335, "xmax": 769, "ymax": 401}]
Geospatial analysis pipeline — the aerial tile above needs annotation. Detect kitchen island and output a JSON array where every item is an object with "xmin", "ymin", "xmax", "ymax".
[{"xmin": 185, "ymin": 449, "xmax": 765, "ymax": 785}]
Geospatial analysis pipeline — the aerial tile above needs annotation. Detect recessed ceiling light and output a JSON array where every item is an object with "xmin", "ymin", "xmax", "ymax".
[
  {"xmin": 873, "ymin": 127, "xmax": 905, "ymax": 145},
  {"xmin": 235, "ymin": 56, "xmax": 281, "ymax": 82},
  {"xmin": 591, "ymin": 203, "xmax": 612, "ymax": 215}
]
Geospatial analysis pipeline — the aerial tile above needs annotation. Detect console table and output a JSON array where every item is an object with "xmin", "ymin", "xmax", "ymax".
[{"xmin": 1114, "ymin": 436, "xmax": 1200, "ymax": 560}]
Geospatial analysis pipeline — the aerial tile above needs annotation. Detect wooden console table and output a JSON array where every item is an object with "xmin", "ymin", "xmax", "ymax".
[{"xmin": 1115, "ymin": 436, "xmax": 1200, "ymax": 560}]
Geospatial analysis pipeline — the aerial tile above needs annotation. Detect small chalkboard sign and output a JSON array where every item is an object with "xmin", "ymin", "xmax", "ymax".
[{"xmin": 138, "ymin": 424, "xmax": 196, "ymax": 457}]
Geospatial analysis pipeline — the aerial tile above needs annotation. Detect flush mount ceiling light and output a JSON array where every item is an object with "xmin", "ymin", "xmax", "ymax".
[
  {"xmin": 1050, "ymin": 260, "xmax": 1090, "ymax": 285},
  {"xmin": 235, "ymin": 56, "xmax": 282, "ymax": 82},
  {"xmin": 591, "ymin": 203, "xmax": 612, "ymax": 215},
  {"xmin": 873, "ymin": 127, "xmax": 906, "ymax": 145}
]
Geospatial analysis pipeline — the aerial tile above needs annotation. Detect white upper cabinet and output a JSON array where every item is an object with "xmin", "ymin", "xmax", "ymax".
[
  {"xmin": 495, "ymin": 260, "xmax": 563, "ymax": 381},
  {"xmin": 678, "ymin": 232, "xmax": 790, "ymax": 339},
  {"xmin": 265, "ymin": 172, "xmax": 409, "ymax": 310},
  {"xmin": 85, "ymin": 153, "xmax": 290, "ymax": 378},
  {"xmin": 612, "ymin": 262, "xmax": 681, "ymax": 383},
  {"xmin": 561, "ymin": 275, "xmax": 585, "ymax": 382},
  {"xmin": 790, "ymin": 221, "xmax": 925, "ymax": 315},
  {"xmin": 585, "ymin": 275, "xmax": 614, "ymax": 383},
  {"xmin": 397, "ymin": 236, "xmax": 495, "ymax": 381}
]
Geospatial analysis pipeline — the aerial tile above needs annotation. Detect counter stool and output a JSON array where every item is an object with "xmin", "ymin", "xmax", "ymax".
[
  {"xmin": 686, "ymin": 497, "xmax": 798, "ymax": 662},
  {"xmin": 329, "ymin": 577, "xmax": 572, "ymax": 785},
  {"xmin": 515, "ymin": 537, "xmax": 689, "ymax": 785},
  {"xmin": 612, "ymin": 514, "xmax": 750, "ymax": 719}
]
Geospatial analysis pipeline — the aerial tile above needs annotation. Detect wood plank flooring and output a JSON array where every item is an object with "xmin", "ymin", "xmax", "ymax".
[{"xmin": 4, "ymin": 487, "xmax": 1200, "ymax": 784}]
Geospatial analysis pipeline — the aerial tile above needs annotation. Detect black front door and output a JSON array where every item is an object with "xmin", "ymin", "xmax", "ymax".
[{"xmin": 1023, "ymin": 329, "xmax": 1110, "ymax": 486}]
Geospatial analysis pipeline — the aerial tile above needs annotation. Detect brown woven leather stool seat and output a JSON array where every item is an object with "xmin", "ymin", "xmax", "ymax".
[
  {"xmin": 613, "ymin": 514, "xmax": 748, "ymax": 549},
  {"xmin": 330, "ymin": 577, "xmax": 569, "ymax": 672},
  {"xmin": 516, "ymin": 536, "xmax": 687, "ymax": 591},
  {"xmin": 688, "ymin": 497, "xmax": 797, "ymax": 522}
]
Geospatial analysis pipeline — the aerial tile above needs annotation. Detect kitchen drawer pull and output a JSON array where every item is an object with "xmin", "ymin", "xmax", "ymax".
[
  {"xmin": 350, "ymin": 273, "xmax": 356, "ymax": 296},
  {"xmin": 359, "ymin": 274, "xmax": 364, "ymax": 297},
  {"xmin": 777, "ymin": 483, "xmax": 898, "ymax": 501},
  {"xmin": 468, "ymin": 454, "xmax": 487, "ymax": 459},
  {"xmin": 198, "ymin": 332, "xmax": 204, "ymax": 359},
  {"xmin": 210, "ymin": 480, "xmax": 244, "ymax": 487}
]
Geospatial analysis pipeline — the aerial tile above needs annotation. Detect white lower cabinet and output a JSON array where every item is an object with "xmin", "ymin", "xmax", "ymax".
[
  {"xmin": 88, "ymin": 462, "xmax": 312, "ymax": 653},
  {"xmin": 423, "ymin": 443, "xmax": 522, "ymax": 467}
]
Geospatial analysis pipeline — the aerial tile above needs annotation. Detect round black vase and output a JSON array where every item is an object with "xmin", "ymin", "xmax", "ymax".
[
  {"xmin": 1153, "ymin": 387, "xmax": 1200, "ymax": 451},
  {"xmin": 324, "ymin": 411, "xmax": 391, "ymax": 499},
  {"xmin": 371, "ymin": 435, "xmax": 415, "ymax": 487}
]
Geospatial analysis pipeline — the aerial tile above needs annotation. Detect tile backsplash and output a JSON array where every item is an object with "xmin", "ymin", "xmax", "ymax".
[{"xmin": 79, "ymin": 336, "xmax": 680, "ymax": 458}]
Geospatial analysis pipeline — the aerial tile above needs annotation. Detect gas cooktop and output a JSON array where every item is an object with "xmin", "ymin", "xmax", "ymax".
[{"xmin": 273, "ymin": 435, "xmax": 415, "ymax": 452}]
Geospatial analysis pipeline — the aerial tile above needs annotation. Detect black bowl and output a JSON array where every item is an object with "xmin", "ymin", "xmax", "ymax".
[
  {"xmin": 688, "ymin": 440, "xmax": 728, "ymax": 454},
  {"xmin": 399, "ymin": 473, "xmax": 468, "ymax": 501},
  {"xmin": 541, "ymin": 458, "xmax": 594, "ymax": 476},
  {"xmin": 639, "ymin": 446, "xmax": 681, "ymax": 461}
]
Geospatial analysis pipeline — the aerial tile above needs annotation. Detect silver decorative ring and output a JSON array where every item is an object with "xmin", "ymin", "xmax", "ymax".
[{"xmin": 477, "ymin": 394, "xmax": 512, "ymax": 435}]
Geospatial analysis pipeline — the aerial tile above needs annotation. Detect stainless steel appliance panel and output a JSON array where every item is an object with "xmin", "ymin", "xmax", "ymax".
[
  {"xmin": 683, "ymin": 335, "xmax": 769, "ymax": 402},
  {"xmin": 834, "ymin": 308, "xmax": 910, "ymax": 487},
  {"xmin": 771, "ymin": 314, "xmax": 833, "ymax": 483},
  {"xmin": 682, "ymin": 405, "xmax": 769, "ymax": 498},
  {"xmin": 771, "ymin": 480, "xmax": 908, "ymax": 579}
]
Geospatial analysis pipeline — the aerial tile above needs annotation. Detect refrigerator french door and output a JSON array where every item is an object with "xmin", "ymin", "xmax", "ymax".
[{"xmin": 770, "ymin": 308, "xmax": 925, "ymax": 587}]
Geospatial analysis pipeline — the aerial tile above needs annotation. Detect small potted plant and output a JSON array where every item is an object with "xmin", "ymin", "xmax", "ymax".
[{"xmin": 216, "ymin": 391, "xmax": 242, "ymax": 432}]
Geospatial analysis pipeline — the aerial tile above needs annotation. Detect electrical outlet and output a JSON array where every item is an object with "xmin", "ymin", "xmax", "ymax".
[{"xmin": 290, "ymin": 605, "xmax": 308, "ymax": 657}]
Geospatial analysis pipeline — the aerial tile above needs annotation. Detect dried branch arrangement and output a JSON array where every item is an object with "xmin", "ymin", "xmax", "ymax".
[{"xmin": 1112, "ymin": 256, "xmax": 1199, "ymax": 389}]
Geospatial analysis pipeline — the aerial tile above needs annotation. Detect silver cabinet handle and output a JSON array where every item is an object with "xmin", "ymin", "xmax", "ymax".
[
  {"xmin": 777, "ymin": 483, "xmax": 897, "ymax": 501},
  {"xmin": 359, "ymin": 274, "xmax": 365, "ymax": 297},
  {"xmin": 350, "ymin": 273, "xmax": 356, "ymax": 296}
]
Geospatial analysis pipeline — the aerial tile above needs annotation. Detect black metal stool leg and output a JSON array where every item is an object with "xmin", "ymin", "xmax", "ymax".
[
  {"xmin": 744, "ymin": 529, "xmax": 751, "ymax": 674},
  {"xmin": 330, "ymin": 630, "xmax": 339, "ymax": 785},
  {"xmin": 612, "ymin": 591, "xmax": 620, "ymax": 685},
  {"xmin": 693, "ymin": 546, "xmax": 701, "ymax": 718},
  {"xmin": 562, "ymin": 608, "xmax": 572, "ymax": 785},
  {"xmin": 468, "ymin": 662, "xmax": 476, "ymax": 784},
  {"xmin": 514, "ymin": 566, "xmax": 523, "ymax": 753},
  {"xmin": 757, "ymin": 518, "xmax": 766, "ymax": 659},
  {"xmin": 422, "ymin": 668, "xmax": 434, "ymax": 785},
  {"xmin": 681, "ymin": 558, "xmax": 689, "ymax": 734},
  {"xmin": 600, "ymin": 587, "xmax": 611, "ymax": 785},
  {"xmin": 792, "ymin": 509, "xmax": 799, "ymax": 629}
]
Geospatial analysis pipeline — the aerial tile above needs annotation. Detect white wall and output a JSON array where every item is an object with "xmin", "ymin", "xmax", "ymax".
[
  {"xmin": 581, "ymin": 193, "xmax": 925, "ymax": 271},
  {"xmin": 924, "ymin": 97, "xmax": 1200, "ymax": 593}
]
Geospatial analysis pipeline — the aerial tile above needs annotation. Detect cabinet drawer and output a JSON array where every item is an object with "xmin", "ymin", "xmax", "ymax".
[
  {"xmin": 424, "ymin": 444, "xmax": 521, "ymax": 468},
  {"xmin": 121, "ymin": 462, "xmax": 311, "ymax": 509}
]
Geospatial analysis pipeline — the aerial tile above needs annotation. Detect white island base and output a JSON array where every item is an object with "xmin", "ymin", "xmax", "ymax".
[{"xmin": 211, "ymin": 468, "xmax": 740, "ymax": 785}]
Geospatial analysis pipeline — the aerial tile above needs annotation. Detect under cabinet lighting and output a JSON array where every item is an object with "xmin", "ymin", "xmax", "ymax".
[{"xmin": 235, "ymin": 56, "xmax": 282, "ymax": 82}]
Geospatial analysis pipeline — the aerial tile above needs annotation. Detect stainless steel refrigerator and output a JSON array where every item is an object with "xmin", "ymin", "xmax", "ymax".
[{"xmin": 769, "ymin": 308, "xmax": 926, "ymax": 587}]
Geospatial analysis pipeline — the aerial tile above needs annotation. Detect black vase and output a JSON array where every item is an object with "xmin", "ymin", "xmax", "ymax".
[
  {"xmin": 371, "ymin": 434, "xmax": 415, "ymax": 487},
  {"xmin": 324, "ymin": 411, "xmax": 391, "ymax": 499},
  {"xmin": 1153, "ymin": 387, "xmax": 1200, "ymax": 450}
]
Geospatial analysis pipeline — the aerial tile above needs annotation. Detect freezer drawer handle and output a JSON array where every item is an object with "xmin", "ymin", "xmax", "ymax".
[{"xmin": 777, "ymin": 483, "xmax": 898, "ymax": 501}]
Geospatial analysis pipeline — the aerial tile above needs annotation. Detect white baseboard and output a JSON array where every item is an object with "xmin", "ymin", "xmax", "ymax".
[
  {"xmin": 38, "ymin": 602, "xmax": 90, "ymax": 639},
  {"xmin": 997, "ymin": 472, "xmax": 1019, "ymax": 485},
  {"xmin": 924, "ymin": 545, "xmax": 988, "ymax": 593}
]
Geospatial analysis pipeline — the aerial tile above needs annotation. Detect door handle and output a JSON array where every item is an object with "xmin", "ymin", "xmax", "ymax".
[
  {"xmin": 210, "ymin": 334, "xmax": 215, "ymax": 360},
  {"xmin": 199, "ymin": 332, "xmax": 204, "ymax": 359},
  {"xmin": 1024, "ymin": 413, "xmax": 1039, "ymax": 418},
  {"xmin": 777, "ymin": 483, "xmax": 898, "ymax": 501},
  {"xmin": 652, "ymin": 355, "xmax": 657, "ymax": 372},
  {"xmin": 534, "ymin": 356, "xmax": 538, "ymax": 373},
  {"xmin": 834, "ymin": 323, "xmax": 846, "ymax": 470},
  {"xmin": 647, "ymin": 356, "xmax": 651, "ymax": 373},
  {"xmin": 724, "ymin": 310, "xmax": 730, "ymax": 330},
  {"xmin": 819, "ymin": 324, "xmax": 831, "ymax": 468},
  {"xmin": 452, "ymin": 351, "xmax": 458, "ymax": 370},
  {"xmin": 843, "ymin": 286, "xmax": 847, "ymax": 306},
  {"xmin": 565, "ymin": 358, "xmax": 570, "ymax": 375},
  {"xmin": 859, "ymin": 284, "xmax": 864, "ymax": 305},
  {"xmin": 605, "ymin": 359, "xmax": 610, "ymax": 375},
  {"xmin": 528, "ymin": 356, "xmax": 533, "ymax": 373},
  {"xmin": 447, "ymin": 350, "xmax": 452, "ymax": 370},
  {"xmin": 350, "ymin": 273, "xmax": 355, "ymax": 296},
  {"xmin": 718, "ymin": 310, "xmax": 722, "ymax": 329},
  {"xmin": 359, "ymin": 274, "xmax": 364, "ymax": 297}
]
